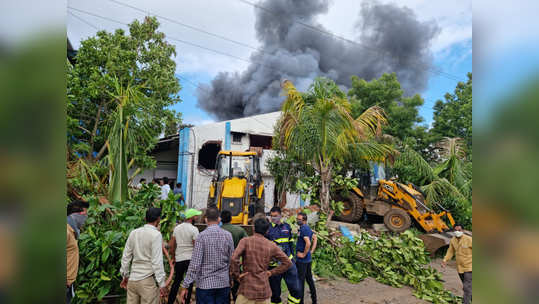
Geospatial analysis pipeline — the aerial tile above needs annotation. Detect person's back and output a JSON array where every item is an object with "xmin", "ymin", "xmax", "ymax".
[
  {"xmin": 124, "ymin": 225, "xmax": 164, "ymax": 280},
  {"xmin": 180, "ymin": 207, "xmax": 234, "ymax": 304},
  {"xmin": 194, "ymin": 225, "xmax": 234, "ymax": 284},
  {"xmin": 221, "ymin": 223, "xmax": 247, "ymax": 248},
  {"xmin": 231, "ymin": 218, "xmax": 292, "ymax": 303},
  {"xmin": 120, "ymin": 208, "xmax": 167, "ymax": 304},
  {"xmin": 220, "ymin": 210, "xmax": 248, "ymax": 248},
  {"xmin": 173, "ymin": 222, "xmax": 198, "ymax": 262}
]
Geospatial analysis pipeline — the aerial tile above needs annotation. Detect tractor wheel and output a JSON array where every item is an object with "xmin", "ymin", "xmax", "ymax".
[
  {"xmin": 383, "ymin": 208, "xmax": 411, "ymax": 233},
  {"xmin": 334, "ymin": 192, "xmax": 364, "ymax": 223}
]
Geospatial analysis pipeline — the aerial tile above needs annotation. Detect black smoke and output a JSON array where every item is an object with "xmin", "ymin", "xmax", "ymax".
[{"xmin": 196, "ymin": 0, "xmax": 440, "ymax": 121}]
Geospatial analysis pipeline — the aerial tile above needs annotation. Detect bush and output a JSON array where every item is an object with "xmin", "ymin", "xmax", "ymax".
[{"xmin": 73, "ymin": 185, "xmax": 184, "ymax": 303}]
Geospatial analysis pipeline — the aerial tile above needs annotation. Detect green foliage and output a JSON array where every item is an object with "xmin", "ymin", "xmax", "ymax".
[
  {"xmin": 67, "ymin": 16, "xmax": 181, "ymax": 167},
  {"xmin": 394, "ymin": 144, "xmax": 472, "ymax": 229},
  {"xmin": 430, "ymin": 73, "xmax": 472, "ymax": 152},
  {"xmin": 74, "ymin": 185, "xmax": 184, "ymax": 303},
  {"xmin": 312, "ymin": 217, "xmax": 460, "ymax": 303},
  {"xmin": 348, "ymin": 73, "xmax": 429, "ymax": 151},
  {"xmin": 278, "ymin": 78, "xmax": 393, "ymax": 214},
  {"xmin": 294, "ymin": 169, "xmax": 357, "ymax": 216}
]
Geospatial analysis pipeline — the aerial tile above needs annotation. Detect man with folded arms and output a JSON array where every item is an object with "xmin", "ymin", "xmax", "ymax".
[{"xmin": 231, "ymin": 218, "xmax": 292, "ymax": 304}]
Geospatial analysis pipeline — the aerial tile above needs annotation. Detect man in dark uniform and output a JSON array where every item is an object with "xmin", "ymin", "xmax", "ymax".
[{"xmin": 265, "ymin": 207, "xmax": 301, "ymax": 304}]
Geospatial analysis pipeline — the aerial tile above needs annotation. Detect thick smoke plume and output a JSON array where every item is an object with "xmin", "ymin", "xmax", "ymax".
[{"xmin": 197, "ymin": 0, "xmax": 439, "ymax": 120}]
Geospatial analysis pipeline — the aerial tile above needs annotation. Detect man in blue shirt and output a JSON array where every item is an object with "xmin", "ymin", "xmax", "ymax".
[
  {"xmin": 295, "ymin": 212, "xmax": 317, "ymax": 304},
  {"xmin": 266, "ymin": 206, "xmax": 301, "ymax": 304}
]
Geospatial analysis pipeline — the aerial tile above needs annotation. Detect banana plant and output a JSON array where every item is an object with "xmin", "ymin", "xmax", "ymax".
[{"xmin": 107, "ymin": 77, "xmax": 147, "ymax": 203}]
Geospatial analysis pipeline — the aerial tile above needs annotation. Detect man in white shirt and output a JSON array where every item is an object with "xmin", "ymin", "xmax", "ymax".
[
  {"xmin": 160, "ymin": 177, "xmax": 171, "ymax": 200},
  {"xmin": 120, "ymin": 208, "xmax": 167, "ymax": 304},
  {"xmin": 167, "ymin": 208, "xmax": 202, "ymax": 304}
]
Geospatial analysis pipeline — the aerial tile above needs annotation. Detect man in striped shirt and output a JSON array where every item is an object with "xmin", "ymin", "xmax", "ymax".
[{"xmin": 179, "ymin": 207, "xmax": 234, "ymax": 304}]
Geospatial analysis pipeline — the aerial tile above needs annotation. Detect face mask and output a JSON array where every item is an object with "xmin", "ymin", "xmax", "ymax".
[
  {"xmin": 270, "ymin": 216, "xmax": 281, "ymax": 224},
  {"xmin": 296, "ymin": 219, "xmax": 304, "ymax": 226},
  {"xmin": 454, "ymin": 231, "xmax": 463, "ymax": 238}
]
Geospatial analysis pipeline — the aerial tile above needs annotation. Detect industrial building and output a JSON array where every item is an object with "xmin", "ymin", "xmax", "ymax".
[{"xmin": 132, "ymin": 111, "xmax": 307, "ymax": 211}]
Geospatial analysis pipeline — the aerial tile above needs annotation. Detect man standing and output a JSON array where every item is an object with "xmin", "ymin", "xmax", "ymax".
[
  {"xmin": 220, "ymin": 210, "xmax": 248, "ymax": 301},
  {"xmin": 160, "ymin": 177, "xmax": 171, "ymax": 200},
  {"xmin": 231, "ymin": 218, "xmax": 292, "ymax": 304},
  {"xmin": 295, "ymin": 212, "xmax": 317, "ymax": 304},
  {"xmin": 66, "ymin": 201, "xmax": 88, "ymax": 304},
  {"xmin": 179, "ymin": 207, "xmax": 234, "ymax": 304},
  {"xmin": 120, "ymin": 208, "xmax": 167, "ymax": 304},
  {"xmin": 442, "ymin": 224, "xmax": 472, "ymax": 304},
  {"xmin": 167, "ymin": 209, "xmax": 202, "ymax": 304},
  {"xmin": 266, "ymin": 207, "xmax": 302, "ymax": 304}
]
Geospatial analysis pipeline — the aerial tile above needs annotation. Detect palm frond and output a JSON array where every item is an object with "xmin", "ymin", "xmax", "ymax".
[
  {"xmin": 436, "ymin": 137, "xmax": 466, "ymax": 160},
  {"xmin": 421, "ymin": 178, "xmax": 467, "ymax": 207},
  {"xmin": 353, "ymin": 105, "xmax": 387, "ymax": 140},
  {"xmin": 395, "ymin": 148, "xmax": 436, "ymax": 183}
]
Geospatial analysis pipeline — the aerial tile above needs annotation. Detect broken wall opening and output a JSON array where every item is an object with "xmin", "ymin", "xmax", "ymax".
[
  {"xmin": 198, "ymin": 141, "xmax": 221, "ymax": 169},
  {"xmin": 249, "ymin": 134, "xmax": 273, "ymax": 149}
]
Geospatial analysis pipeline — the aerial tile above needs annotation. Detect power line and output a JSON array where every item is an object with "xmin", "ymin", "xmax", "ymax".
[
  {"xmin": 68, "ymin": 6, "xmax": 129, "ymax": 26},
  {"xmin": 236, "ymin": 0, "xmax": 465, "ymax": 82},
  {"xmin": 68, "ymin": 11, "xmax": 100, "ymax": 30},
  {"xmin": 107, "ymin": 0, "xmax": 266, "ymax": 55},
  {"xmin": 68, "ymin": 6, "xmax": 288, "ymax": 74}
]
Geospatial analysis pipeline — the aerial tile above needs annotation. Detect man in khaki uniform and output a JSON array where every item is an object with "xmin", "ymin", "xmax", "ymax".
[
  {"xmin": 66, "ymin": 224, "xmax": 79, "ymax": 304},
  {"xmin": 120, "ymin": 208, "xmax": 167, "ymax": 304},
  {"xmin": 442, "ymin": 224, "xmax": 472, "ymax": 304},
  {"xmin": 66, "ymin": 201, "xmax": 87, "ymax": 304}
]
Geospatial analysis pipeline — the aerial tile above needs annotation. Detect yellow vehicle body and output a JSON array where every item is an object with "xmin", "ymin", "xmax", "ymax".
[
  {"xmin": 208, "ymin": 151, "xmax": 265, "ymax": 225},
  {"xmin": 376, "ymin": 180, "xmax": 455, "ymax": 233},
  {"xmin": 337, "ymin": 179, "xmax": 454, "ymax": 233}
]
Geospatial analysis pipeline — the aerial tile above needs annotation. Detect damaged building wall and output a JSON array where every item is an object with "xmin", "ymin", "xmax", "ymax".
[
  {"xmin": 183, "ymin": 111, "xmax": 307, "ymax": 211},
  {"xmin": 132, "ymin": 112, "xmax": 309, "ymax": 211}
]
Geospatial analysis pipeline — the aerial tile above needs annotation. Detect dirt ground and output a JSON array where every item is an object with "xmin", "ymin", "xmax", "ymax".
[{"xmin": 288, "ymin": 258, "xmax": 462, "ymax": 304}]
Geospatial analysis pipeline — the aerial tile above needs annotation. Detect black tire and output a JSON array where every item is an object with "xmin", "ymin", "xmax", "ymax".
[
  {"xmin": 334, "ymin": 192, "xmax": 364, "ymax": 223},
  {"xmin": 383, "ymin": 208, "xmax": 412, "ymax": 233}
]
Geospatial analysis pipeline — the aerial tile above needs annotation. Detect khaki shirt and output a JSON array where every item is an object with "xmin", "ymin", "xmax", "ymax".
[
  {"xmin": 443, "ymin": 234, "xmax": 472, "ymax": 273},
  {"xmin": 66, "ymin": 224, "xmax": 79, "ymax": 286}
]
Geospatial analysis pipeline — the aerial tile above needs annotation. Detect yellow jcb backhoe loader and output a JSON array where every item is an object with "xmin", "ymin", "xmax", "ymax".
[
  {"xmin": 334, "ymin": 177, "xmax": 457, "ymax": 255},
  {"xmin": 196, "ymin": 151, "xmax": 265, "ymax": 234}
]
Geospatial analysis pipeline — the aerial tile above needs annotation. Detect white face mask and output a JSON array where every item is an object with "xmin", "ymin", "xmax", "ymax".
[{"xmin": 454, "ymin": 231, "xmax": 463, "ymax": 238}]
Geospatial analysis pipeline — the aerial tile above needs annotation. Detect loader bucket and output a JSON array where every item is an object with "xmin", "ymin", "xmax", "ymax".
[{"xmin": 418, "ymin": 233, "xmax": 452, "ymax": 257}]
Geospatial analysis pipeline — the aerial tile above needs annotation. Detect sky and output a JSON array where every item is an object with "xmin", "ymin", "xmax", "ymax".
[{"xmin": 66, "ymin": 0, "xmax": 472, "ymax": 127}]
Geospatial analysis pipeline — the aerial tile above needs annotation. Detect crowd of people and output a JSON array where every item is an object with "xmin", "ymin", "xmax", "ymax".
[
  {"xmin": 66, "ymin": 199, "xmax": 471, "ymax": 304},
  {"xmin": 118, "ymin": 206, "xmax": 317, "ymax": 304}
]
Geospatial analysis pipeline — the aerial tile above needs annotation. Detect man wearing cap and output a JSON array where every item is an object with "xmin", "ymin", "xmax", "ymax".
[{"xmin": 167, "ymin": 208, "xmax": 202, "ymax": 304}]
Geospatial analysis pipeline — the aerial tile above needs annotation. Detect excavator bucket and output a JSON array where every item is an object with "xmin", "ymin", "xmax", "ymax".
[
  {"xmin": 418, "ymin": 233, "xmax": 453, "ymax": 257},
  {"xmin": 419, "ymin": 230, "xmax": 472, "ymax": 257}
]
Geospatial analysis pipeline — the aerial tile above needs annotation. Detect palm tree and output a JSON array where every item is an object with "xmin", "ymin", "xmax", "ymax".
[
  {"xmin": 396, "ymin": 137, "xmax": 471, "ymax": 207},
  {"xmin": 277, "ymin": 78, "xmax": 393, "ymax": 218}
]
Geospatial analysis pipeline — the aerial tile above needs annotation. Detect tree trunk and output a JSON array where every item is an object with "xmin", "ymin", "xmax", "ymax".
[
  {"xmin": 319, "ymin": 164, "xmax": 332, "ymax": 217},
  {"xmin": 88, "ymin": 103, "xmax": 103, "ymax": 159}
]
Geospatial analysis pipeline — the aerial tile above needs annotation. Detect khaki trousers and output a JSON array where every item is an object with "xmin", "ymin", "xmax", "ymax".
[
  {"xmin": 127, "ymin": 276, "xmax": 159, "ymax": 304},
  {"xmin": 236, "ymin": 294, "xmax": 270, "ymax": 304}
]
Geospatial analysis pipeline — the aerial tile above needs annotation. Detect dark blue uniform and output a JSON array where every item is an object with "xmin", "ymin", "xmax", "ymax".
[{"xmin": 266, "ymin": 222, "xmax": 301, "ymax": 304}]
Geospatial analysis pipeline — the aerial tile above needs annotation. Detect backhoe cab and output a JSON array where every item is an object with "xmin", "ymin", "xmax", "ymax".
[{"xmin": 207, "ymin": 151, "xmax": 265, "ymax": 225}]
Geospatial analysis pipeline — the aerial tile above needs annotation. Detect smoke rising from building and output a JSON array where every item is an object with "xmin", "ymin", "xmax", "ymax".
[{"xmin": 196, "ymin": 0, "xmax": 439, "ymax": 120}]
